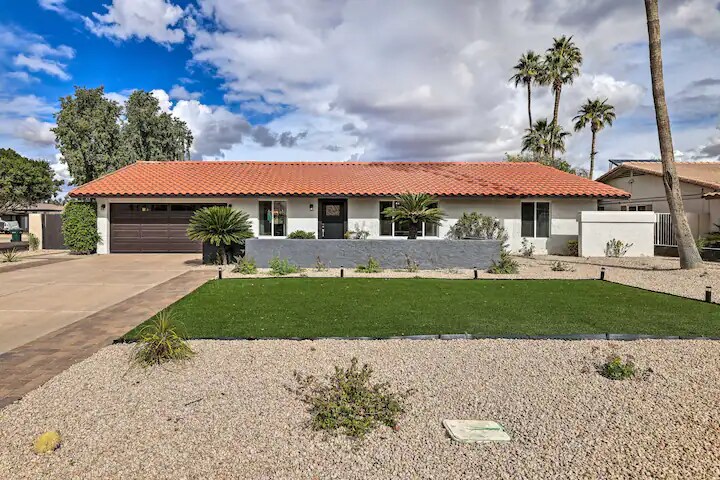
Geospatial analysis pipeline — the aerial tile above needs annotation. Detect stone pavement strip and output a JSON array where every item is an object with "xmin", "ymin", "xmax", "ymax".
[{"xmin": 0, "ymin": 270, "xmax": 213, "ymax": 409}]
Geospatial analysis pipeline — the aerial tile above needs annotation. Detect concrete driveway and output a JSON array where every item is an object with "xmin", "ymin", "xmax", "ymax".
[{"xmin": 0, "ymin": 254, "xmax": 200, "ymax": 353}]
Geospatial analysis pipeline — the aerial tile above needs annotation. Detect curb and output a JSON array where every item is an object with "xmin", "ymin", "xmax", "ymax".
[{"xmin": 116, "ymin": 333, "xmax": 719, "ymax": 343}]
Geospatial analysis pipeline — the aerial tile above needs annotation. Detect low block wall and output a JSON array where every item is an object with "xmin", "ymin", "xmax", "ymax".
[
  {"xmin": 245, "ymin": 238, "xmax": 502, "ymax": 269},
  {"xmin": 577, "ymin": 211, "xmax": 655, "ymax": 257}
]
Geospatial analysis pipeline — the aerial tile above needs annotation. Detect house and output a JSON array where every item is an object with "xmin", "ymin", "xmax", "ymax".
[
  {"xmin": 597, "ymin": 160, "xmax": 720, "ymax": 243},
  {"xmin": 0, "ymin": 203, "xmax": 64, "ymax": 231},
  {"xmin": 68, "ymin": 161, "xmax": 629, "ymax": 255}
]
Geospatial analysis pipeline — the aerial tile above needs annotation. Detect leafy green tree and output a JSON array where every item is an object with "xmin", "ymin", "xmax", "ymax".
[
  {"xmin": 540, "ymin": 35, "xmax": 582, "ymax": 159},
  {"xmin": 52, "ymin": 86, "xmax": 124, "ymax": 185},
  {"xmin": 510, "ymin": 50, "xmax": 543, "ymax": 129},
  {"xmin": 381, "ymin": 193, "xmax": 445, "ymax": 240},
  {"xmin": 122, "ymin": 90, "xmax": 193, "ymax": 162},
  {"xmin": 573, "ymin": 98, "xmax": 616, "ymax": 179},
  {"xmin": 0, "ymin": 148, "xmax": 61, "ymax": 211},
  {"xmin": 186, "ymin": 206, "xmax": 253, "ymax": 264},
  {"xmin": 505, "ymin": 152, "xmax": 587, "ymax": 177},
  {"xmin": 521, "ymin": 119, "xmax": 570, "ymax": 158}
]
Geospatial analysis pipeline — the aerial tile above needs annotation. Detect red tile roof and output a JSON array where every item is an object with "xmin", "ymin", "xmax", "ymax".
[
  {"xmin": 598, "ymin": 161, "xmax": 720, "ymax": 192},
  {"xmin": 68, "ymin": 161, "xmax": 630, "ymax": 198}
]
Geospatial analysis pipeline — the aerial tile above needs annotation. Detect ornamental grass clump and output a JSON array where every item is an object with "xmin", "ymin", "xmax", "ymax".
[
  {"xmin": 132, "ymin": 309, "xmax": 194, "ymax": 367},
  {"xmin": 293, "ymin": 357, "xmax": 411, "ymax": 438}
]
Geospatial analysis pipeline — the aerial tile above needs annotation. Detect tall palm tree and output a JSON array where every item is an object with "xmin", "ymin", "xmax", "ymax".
[
  {"xmin": 644, "ymin": 0, "xmax": 702, "ymax": 269},
  {"xmin": 382, "ymin": 193, "xmax": 445, "ymax": 240},
  {"xmin": 573, "ymin": 98, "xmax": 616, "ymax": 179},
  {"xmin": 521, "ymin": 118, "xmax": 570, "ymax": 159},
  {"xmin": 187, "ymin": 206, "xmax": 253, "ymax": 264},
  {"xmin": 510, "ymin": 50, "xmax": 543, "ymax": 129},
  {"xmin": 541, "ymin": 35, "xmax": 582, "ymax": 160}
]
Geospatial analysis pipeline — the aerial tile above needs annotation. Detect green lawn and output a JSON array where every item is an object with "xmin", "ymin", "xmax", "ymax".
[{"xmin": 125, "ymin": 278, "xmax": 720, "ymax": 339}]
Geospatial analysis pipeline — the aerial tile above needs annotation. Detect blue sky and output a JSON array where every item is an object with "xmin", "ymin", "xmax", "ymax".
[{"xmin": 1, "ymin": 0, "xmax": 719, "ymax": 190}]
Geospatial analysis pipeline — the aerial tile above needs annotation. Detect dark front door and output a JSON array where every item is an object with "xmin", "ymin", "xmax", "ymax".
[{"xmin": 319, "ymin": 199, "xmax": 347, "ymax": 239}]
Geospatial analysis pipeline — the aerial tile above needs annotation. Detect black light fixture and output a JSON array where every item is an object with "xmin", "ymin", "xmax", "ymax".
[
  {"xmin": 309, "ymin": 203, "xmax": 314, "ymax": 212},
  {"xmin": 101, "ymin": 203, "xmax": 106, "ymax": 210}
]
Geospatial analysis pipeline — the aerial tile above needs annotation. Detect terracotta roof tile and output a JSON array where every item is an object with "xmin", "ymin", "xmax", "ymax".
[
  {"xmin": 598, "ymin": 161, "xmax": 720, "ymax": 192},
  {"xmin": 68, "ymin": 161, "xmax": 630, "ymax": 198}
]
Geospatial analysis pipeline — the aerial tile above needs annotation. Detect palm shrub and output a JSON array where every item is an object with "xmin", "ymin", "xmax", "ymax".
[
  {"xmin": 382, "ymin": 193, "xmax": 445, "ymax": 239},
  {"xmin": 132, "ymin": 309, "xmax": 194, "ymax": 367},
  {"xmin": 187, "ymin": 206, "xmax": 253, "ymax": 265},
  {"xmin": 62, "ymin": 201, "xmax": 101, "ymax": 254}
]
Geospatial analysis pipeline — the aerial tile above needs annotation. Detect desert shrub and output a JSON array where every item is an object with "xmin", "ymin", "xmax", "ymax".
[
  {"xmin": 345, "ymin": 223, "xmax": 371, "ymax": 239},
  {"xmin": 403, "ymin": 253, "xmax": 419, "ymax": 272},
  {"xmin": 1, "ymin": 248, "xmax": 20, "ymax": 263},
  {"xmin": 598, "ymin": 354, "xmax": 636, "ymax": 380},
  {"xmin": 28, "ymin": 233, "xmax": 40, "ymax": 251},
  {"xmin": 132, "ymin": 309, "xmax": 194, "ymax": 367},
  {"xmin": 269, "ymin": 256, "xmax": 302, "ymax": 275},
  {"xmin": 355, "ymin": 257, "xmax": 382, "ymax": 273},
  {"xmin": 605, "ymin": 238, "xmax": 633, "ymax": 257},
  {"xmin": 233, "ymin": 257, "xmax": 257, "ymax": 274},
  {"xmin": 488, "ymin": 250, "xmax": 519, "ymax": 274},
  {"xmin": 292, "ymin": 357, "xmax": 411, "ymax": 438},
  {"xmin": 520, "ymin": 238, "xmax": 535, "ymax": 257},
  {"xmin": 566, "ymin": 239, "xmax": 579, "ymax": 256},
  {"xmin": 315, "ymin": 256, "xmax": 327, "ymax": 271},
  {"xmin": 62, "ymin": 201, "xmax": 100, "ymax": 254},
  {"xmin": 288, "ymin": 230, "xmax": 316, "ymax": 239},
  {"xmin": 446, "ymin": 212, "xmax": 508, "ymax": 242},
  {"xmin": 550, "ymin": 261, "xmax": 574, "ymax": 272}
]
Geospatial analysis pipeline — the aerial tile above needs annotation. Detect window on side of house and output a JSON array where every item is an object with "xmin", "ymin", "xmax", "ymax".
[
  {"xmin": 628, "ymin": 204, "xmax": 652, "ymax": 212},
  {"xmin": 259, "ymin": 200, "xmax": 287, "ymax": 236},
  {"xmin": 520, "ymin": 201, "xmax": 550, "ymax": 238},
  {"xmin": 379, "ymin": 201, "xmax": 439, "ymax": 237}
]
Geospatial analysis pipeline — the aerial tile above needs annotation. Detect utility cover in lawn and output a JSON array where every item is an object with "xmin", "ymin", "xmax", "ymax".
[{"xmin": 443, "ymin": 420, "xmax": 511, "ymax": 443}]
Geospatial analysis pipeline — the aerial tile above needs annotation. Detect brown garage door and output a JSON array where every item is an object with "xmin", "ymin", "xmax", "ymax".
[{"xmin": 110, "ymin": 204, "xmax": 206, "ymax": 253}]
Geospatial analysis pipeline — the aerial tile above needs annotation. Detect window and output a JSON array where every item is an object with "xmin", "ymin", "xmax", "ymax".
[
  {"xmin": 259, "ymin": 200, "xmax": 287, "ymax": 236},
  {"xmin": 628, "ymin": 204, "xmax": 652, "ymax": 212},
  {"xmin": 521, "ymin": 202, "xmax": 550, "ymax": 238},
  {"xmin": 379, "ymin": 201, "xmax": 439, "ymax": 237}
]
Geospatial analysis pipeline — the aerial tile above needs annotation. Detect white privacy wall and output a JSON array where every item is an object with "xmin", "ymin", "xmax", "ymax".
[{"xmin": 577, "ymin": 211, "xmax": 655, "ymax": 257}]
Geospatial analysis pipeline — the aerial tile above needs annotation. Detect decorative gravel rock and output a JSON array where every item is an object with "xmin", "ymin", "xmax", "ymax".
[{"xmin": 1, "ymin": 339, "xmax": 719, "ymax": 479}]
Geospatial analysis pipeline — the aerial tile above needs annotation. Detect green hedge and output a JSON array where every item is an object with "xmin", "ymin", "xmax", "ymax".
[{"xmin": 62, "ymin": 201, "xmax": 101, "ymax": 254}]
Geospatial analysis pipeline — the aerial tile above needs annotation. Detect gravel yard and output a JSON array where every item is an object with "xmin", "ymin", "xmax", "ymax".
[
  {"xmin": 1, "ymin": 339, "xmax": 718, "ymax": 479},
  {"xmin": 219, "ymin": 255, "xmax": 720, "ymax": 303}
]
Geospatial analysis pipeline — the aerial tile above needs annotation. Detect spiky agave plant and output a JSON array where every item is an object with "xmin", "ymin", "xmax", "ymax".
[
  {"xmin": 186, "ymin": 206, "xmax": 253, "ymax": 264},
  {"xmin": 132, "ymin": 309, "xmax": 194, "ymax": 367}
]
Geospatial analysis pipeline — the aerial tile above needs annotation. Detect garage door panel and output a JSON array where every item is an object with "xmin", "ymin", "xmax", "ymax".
[{"xmin": 110, "ymin": 203, "xmax": 207, "ymax": 253}]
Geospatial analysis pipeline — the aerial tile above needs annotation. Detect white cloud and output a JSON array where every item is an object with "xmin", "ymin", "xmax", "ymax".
[
  {"xmin": 13, "ymin": 54, "xmax": 70, "ymax": 80},
  {"xmin": 14, "ymin": 117, "xmax": 55, "ymax": 146},
  {"xmin": 51, "ymin": 153, "xmax": 72, "ymax": 184},
  {"xmin": 169, "ymin": 84, "xmax": 202, "ymax": 101},
  {"xmin": 0, "ymin": 95, "xmax": 55, "ymax": 116},
  {"xmin": 38, "ymin": 0, "xmax": 67, "ymax": 13},
  {"xmin": 84, "ymin": 0, "xmax": 186, "ymax": 45}
]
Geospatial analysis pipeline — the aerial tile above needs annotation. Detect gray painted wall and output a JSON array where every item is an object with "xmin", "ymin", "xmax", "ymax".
[{"xmin": 245, "ymin": 238, "xmax": 501, "ymax": 269}]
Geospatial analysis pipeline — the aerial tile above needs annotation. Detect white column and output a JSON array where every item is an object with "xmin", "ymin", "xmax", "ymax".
[{"xmin": 97, "ymin": 200, "xmax": 109, "ymax": 254}]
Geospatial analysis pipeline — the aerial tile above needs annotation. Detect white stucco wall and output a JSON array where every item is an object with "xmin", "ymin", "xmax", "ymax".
[
  {"xmin": 95, "ymin": 195, "xmax": 598, "ymax": 255},
  {"xmin": 577, "ymin": 211, "xmax": 655, "ymax": 257},
  {"xmin": 601, "ymin": 173, "xmax": 712, "ymax": 238}
]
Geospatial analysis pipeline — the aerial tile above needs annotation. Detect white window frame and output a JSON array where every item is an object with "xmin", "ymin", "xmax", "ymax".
[
  {"xmin": 258, "ymin": 199, "xmax": 288, "ymax": 237},
  {"xmin": 521, "ymin": 201, "xmax": 551, "ymax": 238},
  {"xmin": 378, "ymin": 200, "xmax": 440, "ymax": 238}
]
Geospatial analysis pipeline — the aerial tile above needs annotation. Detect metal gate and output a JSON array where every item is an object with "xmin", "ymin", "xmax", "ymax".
[
  {"xmin": 42, "ymin": 213, "xmax": 66, "ymax": 250},
  {"xmin": 654, "ymin": 213, "xmax": 676, "ymax": 247}
]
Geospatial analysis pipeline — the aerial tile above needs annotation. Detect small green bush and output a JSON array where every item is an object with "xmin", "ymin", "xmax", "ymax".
[
  {"xmin": 132, "ymin": 309, "xmax": 194, "ymax": 367},
  {"xmin": 288, "ymin": 230, "xmax": 316, "ymax": 239},
  {"xmin": 520, "ymin": 237, "xmax": 535, "ymax": 257},
  {"xmin": 566, "ymin": 239, "xmax": 579, "ymax": 256},
  {"xmin": 28, "ymin": 233, "xmax": 40, "ymax": 251},
  {"xmin": 488, "ymin": 250, "xmax": 519, "ymax": 274},
  {"xmin": 233, "ymin": 257, "xmax": 257, "ymax": 274},
  {"xmin": 293, "ymin": 357, "xmax": 411, "ymax": 438},
  {"xmin": 550, "ymin": 261, "xmax": 574, "ymax": 272},
  {"xmin": 269, "ymin": 256, "xmax": 302, "ymax": 275},
  {"xmin": 355, "ymin": 257, "xmax": 382, "ymax": 273},
  {"xmin": 1, "ymin": 248, "xmax": 20, "ymax": 263},
  {"xmin": 605, "ymin": 238, "xmax": 633, "ymax": 257},
  {"xmin": 62, "ymin": 201, "xmax": 100, "ymax": 254},
  {"xmin": 599, "ymin": 355, "xmax": 636, "ymax": 380}
]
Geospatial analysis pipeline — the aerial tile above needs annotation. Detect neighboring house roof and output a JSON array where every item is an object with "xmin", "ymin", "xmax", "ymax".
[
  {"xmin": 68, "ymin": 161, "xmax": 630, "ymax": 198},
  {"xmin": 597, "ymin": 161, "xmax": 720, "ymax": 195}
]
